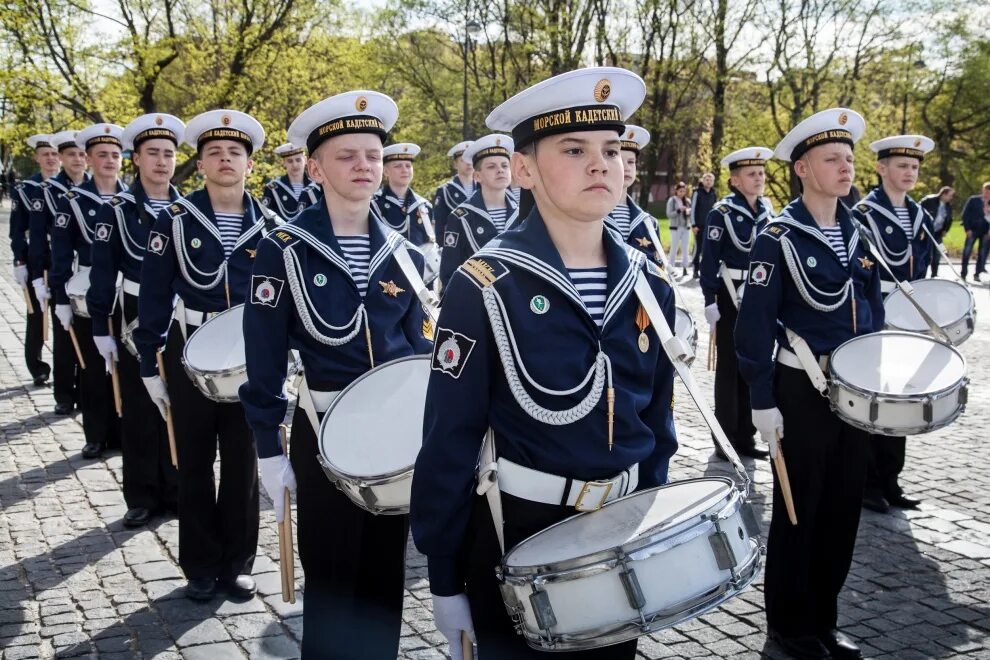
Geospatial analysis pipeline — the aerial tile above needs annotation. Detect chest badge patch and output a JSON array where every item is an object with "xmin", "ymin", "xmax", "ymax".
[
  {"xmin": 379, "ymin": 280, "xmax": 405, "ymax": 297},
  {"xmin": 806, "ymin": 256, "xmax": 817, "ymax": 268},
  {"xmin": 432, "ymin": 328, "xmax": 476, "ymax": 379},
  {"xmin": 191, "ymin": 238, "xmax": 201, "ymax": 248},
  {"xmin": 885, "ymin": 226, "xmax": 894, "ymax": 234},
  {"xmin": 313, "ymin": 273, "xmax": 327, "ymax": 287},
  {"xmin": 530, "ymin": 295, "xmax": 549, "ymax": 314}
]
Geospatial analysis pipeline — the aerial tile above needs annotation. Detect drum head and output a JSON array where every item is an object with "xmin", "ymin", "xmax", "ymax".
[
  {"xmin": 184, "ymin": 305, "xmax": 245, "ymax": 372},
  {"xmin": 884, "ymin": 280, "xmax": 972, "ymax": 330},
  {"xmin": 504, "ymin": 479, "xmax": 732, "ymax": 568},
  {"xmin": 674, "ymin": 307, "xmax": 693, "ymax": 337},
  {"xmin": 319, "ymin": 355, "xmax": 431, "ymax": 477},
  {"xmin": 830, "ymin": 332, "xmax": 965, "ymax": 396},
  {"xmin": 65, "ymin": 270, "xmax": 91, "ymax": 297}
]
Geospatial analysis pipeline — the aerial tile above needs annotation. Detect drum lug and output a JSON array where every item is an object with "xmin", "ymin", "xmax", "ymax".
[
  {"xmin": 619, "ymin": 562, "xmax": 646, "ymax": 611},
  {"xmin": 869, "ymin": 395, "xmax": 879, "ymax": 423},
  {"xmin": 708, "ymin": 529, "xmax": 738, "ymax": 571},
  {"xmin": 740, "ymin": 502, "xmax": 762, "ymax": 539},
  {"xmin": 528, "ymin": 587, "xmax": 557, "ymax": 635},
  {"xmin": 959, "ymin": 380, "xmax": 969, "ymax": 407},
  {"xmin": 204, "ymin": 376, "xmax": 221, "ymax": 399},
  {"xmin": 357, "ymin": 483, "xmax": 379, "ymax": 512},
  {"xmin": 922, "ymin": 396, "xmax": 933, "ymax": 424}
]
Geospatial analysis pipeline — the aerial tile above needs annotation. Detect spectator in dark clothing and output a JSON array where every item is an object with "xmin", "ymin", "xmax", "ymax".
[
  {"xmin": 690, "ymin": 172, "xmax": 716, "ymax": 278},
  {"xmin": 960, "ymin": 182, "xmax": 990, "ymax": 281},
  {"xmin": 920, "ymin": 186, "xmax": 954, "ymax": 277}
]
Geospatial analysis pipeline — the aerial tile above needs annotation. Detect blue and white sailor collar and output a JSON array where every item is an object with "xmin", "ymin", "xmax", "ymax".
[{"xmin": 773, "ymin": 197, "xmax": 859, "ymax": 270}]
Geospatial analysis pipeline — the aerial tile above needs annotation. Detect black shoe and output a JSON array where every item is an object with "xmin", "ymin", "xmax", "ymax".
[
  {"xmin": 862, "ymin": 491, "xmax": 890, "ymax": 513},
  {"xmin": 768, "ymin": 629, "xmax": 830, "ymax": 659},
  {"xmin": 736, "ymin": 444, "xmax": 770, "ymax": 460},
  {"xmin": 123, "ymin": 507, "xmax": 151, "ymax": 528},
  {"xmin": 33, "ymin": 372, "xmax": 50, "ymax": 386},
  {"xmin": 81, "ymin": 442, "xmax": 103, "ymax": 459},
  {"xmin": 185, "ymin": 578, "xmax": 217, "ymax": 602},
  {"xmin": 219, "ymin": 575, "xmax": 257, "ymax": 601},
  {"xmin": 819, "ymin": 628, "xmax": 862, "ymax": 658},
  {"xmin": 54, "ymin": 402, "xmax": 73, "ymax": 415},
  {"xmin": 692, "ymin": 269, "xmax": 700, "ymax": 279},
  {"xmin": 886, "ymin": 491, "xmax": 921, "ymax": 509}
]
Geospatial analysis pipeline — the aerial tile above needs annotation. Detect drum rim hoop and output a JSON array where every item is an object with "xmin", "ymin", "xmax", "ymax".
[
  {"xmin": 501, "ymin": 477, "xmax": 739, "ymax": 576},
  {"xmin": 883, "ymin": 282, "xmax": 974, "ymax": 328}
]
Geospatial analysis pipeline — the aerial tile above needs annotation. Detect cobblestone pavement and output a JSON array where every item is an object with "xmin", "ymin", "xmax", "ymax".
[{"xmin": 1, "ymin": 201, "xmax": 989, "ymax": 659}]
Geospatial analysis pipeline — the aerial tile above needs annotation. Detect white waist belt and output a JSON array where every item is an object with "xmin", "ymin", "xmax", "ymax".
[
  {"xmin": 496, "ymin": 458, "xmax": 638, "ymax": 512},
  {"xmin": 721, "ymin": 267, "xmax": 746, "ymax": 280},
  {"xmin": 777, "ymin": 346, "xmax": 829, "ymax": 372},
  {"xmin": 76, "ymin": 265, "xmax": 92, "ymax": 275},
  {"xmin": 122, "ymin": 278, "xmax": 140, "ymax": 296},
  {"xmin": 173, "ymin": 307, "xmax": 218, "ymax": 328},
  {"xmin": 880, "ymin": 280, "xmax": 897, "ymax": 294},
  {"xmin": 309, "ymin": 389, "xmax": 339, "ymax": 414}
]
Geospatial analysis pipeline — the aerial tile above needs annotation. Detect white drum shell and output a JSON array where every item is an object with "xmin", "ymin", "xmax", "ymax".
[
  {"xmin": 499, "ymin": 479, "xmax": 762, "ymax": 651},
  {"xmin": 675, "ymin": 306, "xmax": 698, "ymax": 359},
  {"xmin": 317, "ymin": 355, "xmax": 431, "ymax": 515},
  {"xmin": 66, "ymin": 269, "xmax": 91, "ymax": 318},
  {"xmin": 419, "ymin": 242, "xmax": 441, "ymax": 285},
  {"xmin": 828, "ymin": 331, "xmax": 968, "ymax": 435},
  {"xmin": 883, "ymin": 279, "xmax": 976, "ymax": 346}
]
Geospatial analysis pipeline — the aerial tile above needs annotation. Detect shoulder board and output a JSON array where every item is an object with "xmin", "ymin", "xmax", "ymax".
[
  {"xmin": 760, "ymin": 223, "xmax": 789, "ymax": 241},
  {"xmin": 265, "ymin": 181, "xmax": 277, "ymax": 189},
  {"xmin": 855, "ymin": 202, "xmax": 872, "ymax": 214},
  {"xmin": 109, "ymin": 195, "xmax": 128, "ymax": 207},
  {"xmin": 166, "ymin": 202, "xmax": 187, "ymax": 218},
  {"xmin": 40, "ymin": 181, "xmax": 50, "ymax": 189},
  {"xmin": 452, "ymin": 207, "xmax": 468, "ymax": 218},
  {"xmin": 271, "ymin": 229, "xmax": 297, "ymax": 244},
  {"xmin": 714, "ymin": 203, "xmax": 731, "ymax": 215},
  {"xmin": 458, "ymin": 257, "xmax": 508, "ymax": 288},
  {"xmin": 63, "ymin": 191, "xmax": 76, "ymax": 200}
]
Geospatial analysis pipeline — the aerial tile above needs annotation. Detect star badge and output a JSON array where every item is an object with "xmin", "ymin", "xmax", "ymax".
[
  {"xmin": 858, "ymin": 256, "xmax": 874, "ymax": 270},
  {"xmin": 379, "ymin": 280, "xmax": 405, "ymax": 297},
  {"xmin": 636, "ymin": 237, "xmax": 652, "ymax": 247},
  {"xmin": 246, "ymin": 248, "xmax": 257, "ymax": 259}
]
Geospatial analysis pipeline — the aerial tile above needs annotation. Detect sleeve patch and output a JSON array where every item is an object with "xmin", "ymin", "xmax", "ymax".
[
  {"xmin": 422, "ymin": 318, "xmax": 435, "ymax": 341},
  {"xmin": 32, "ymin": 199, "xmax": 43, "ymax": 211},
  {"xmin": 431, "ymin": 327, "xmax": 476, "ymax": 379},
  {"xmin": 261, "ymin": 196, "xmax": 271, "ymax": 207},
  {"xmin": 748, "ymin": 261, "xmax": 774, "ymax": 286},
  {"xmin": 95, "ymin": 223, "xmax": 113, "ymax": 241},
  {"xmin": 148, "ymin": 231, "xmax": 169, "ymax": 255},
  {"xmin": 707, "ymin": 226, "xmax": 723, "ymax": 241},
  {"xmin": 55, "ymin": 213, "xmax": 69, "ymax": 228},
  {"xmin": 251, "ymin": 275, "xmax": 285, "ymax": 307},
  {"xmin": 443, "ymin": 230, "xmax": 459, "ymax": 248}
]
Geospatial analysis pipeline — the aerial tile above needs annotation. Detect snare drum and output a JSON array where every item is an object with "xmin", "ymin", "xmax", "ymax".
[
  {"xmin": 66, "ymin": 268, "xmax": 91, "ymax": 318},
  {"xmin": 828, "ymin": 331, "xmax": 968, "ymax": 435},
  {"xmin": 182, "ymin": 305, "xmax": 299, "ymax": 402},
  {"xmin": 884, "ymin": 279, "xmax": 976, "ymax": 346},
  {"xmin": 499, "ymin": 478, "xmax": 762, "ymax": 651},
  {"xmin": 317, "ymin": 355, "xmax": 431, "ymax": 515},
  {"xmin": 675, "ymin": 306, "xmax": 698, "ymax": 359}
]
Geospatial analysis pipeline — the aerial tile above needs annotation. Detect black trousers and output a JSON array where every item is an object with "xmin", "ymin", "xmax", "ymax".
[
  {"xmin": 73, "ymin": 315, "xmax": 121, "ymax": 451},
  {"xmin": 24, "ymin": 284, "xmax": 49, "ymax": 380},
  {"xmin": 866, "ymin": 434, "xmax": 906, "ymax": 497},
  {"xmin": 163, "ymin": 324, "xmax": 258, "ymax": 582},
  {"xmin": 929, "ymin": 230, "xmax": 945, "ymax": 277},
  {"xmin": 960, "ymin": 233, "xmax": 986, "ymax": 277},
  {"xmin": 116, "ymin": 295, "xmax": 177, "ymax": 511},
  {"xmin": 713, "ymin": 282, "xmax": 755, "ymax": 448},
  {"xmin": 50, "ymin": 300, "xmax": 80, "ymax": 407},
  {"xmin": 692, "ymin": 227, "xmax": 703, "ymax": 271},
  {"xmin": 288, "ymin": 405, "xmax": 408, "ymax": 659},
  {"xmin": 465, "ymin": 493, "xmax": 638, "ymax": 659},
  {"xmin": 764, "ymin": 364, "xmax": 869, "ymax": 637}
]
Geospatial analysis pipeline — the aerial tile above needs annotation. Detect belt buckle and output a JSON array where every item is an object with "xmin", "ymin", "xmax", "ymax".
[{"xmin": 574, "ymin": 479, "xmax": 614, "ymax": 512}]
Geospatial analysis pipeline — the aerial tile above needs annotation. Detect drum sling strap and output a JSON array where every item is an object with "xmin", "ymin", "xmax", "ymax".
[
  {"xmin": 392, "ymin": 244, "xmax": 440, "ymax": 324},
  {"xmin": 782, "ymin": 328, "xmax": 829, "ymax": 395},
  {"xmin": 718, "ymin": 265, "xmax": 743, "ymax": 309}
]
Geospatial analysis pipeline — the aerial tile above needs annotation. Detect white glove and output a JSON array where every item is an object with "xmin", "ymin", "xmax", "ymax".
[
  {"xmin": 13, "ymin": 264, "xmax": 28, "ymax": 287},
  {"xmin": 259, "ymin": 455, "xmax": 297, "ymax": 523},
  {"xmin": 704, "ymin": 303, "xmax": 720, "ymax": 331},
  {"xmin": 93, "ymin": 335, "xmax": 118, "ymax": 364},
  {"xmin": 432, "ymin": 593, "xmax": 476, "ymax": 660},
  {"xmin": 54, "ymin": 304, "xmax": 73, "ymax": 330},
  {"xmin": 32, "ymin": 278, "xmax": 50, "ymax": 303},
  {"xmin": 142, "ymin": 375, "xmax": 170, "ymax": 420},
  {"xmin": 752, "ymin": 407, "xmax": 784, "ymax": 459}
]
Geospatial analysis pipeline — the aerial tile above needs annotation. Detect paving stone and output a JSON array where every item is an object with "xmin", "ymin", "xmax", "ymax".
[
  {"xmin": 179, "ymin": 642, "xmax": 245, "ymax": 660},
  {"xmin": 171, "ymin": 618, "xmax": 231, "ymax": 646}
]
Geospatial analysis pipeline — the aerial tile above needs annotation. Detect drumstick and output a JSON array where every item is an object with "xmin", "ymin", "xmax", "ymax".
[
  {"xmin": 278, "ymin": 424, "xmax": 296, "ymax": 604},
  {"xmin": 774, "ymin": 433, "xmax": 798, "ymax": 525},
  {"xmin": 461, "ymin": 631, "xmax": 474, "ymax": 660},
  {"xmin": 707, "ymin": 326, "xmax": 716, "ymax": 372},
  {"xmin": 156, "ymin": 351, "xmax": 179, "ymax": 469},
  {"xmin": 68, "ymin": 326, "xmax": 86, "ymax": 370},
  {"xmin": 42, "ymin": 272, "xmax": 49, "ymax": 344},
  {"xmin": 23, "ymin": 286, "xmax": 34, "ymax": 314},
  {"xmin": 108, "ymin": 318, "xmax": 122, "ymax": 418}
]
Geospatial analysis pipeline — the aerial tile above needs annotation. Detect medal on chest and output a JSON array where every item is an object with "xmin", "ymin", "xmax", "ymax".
[{"xmin": 636, "ymin": 304, "xmax": 651, "ymax": 353}]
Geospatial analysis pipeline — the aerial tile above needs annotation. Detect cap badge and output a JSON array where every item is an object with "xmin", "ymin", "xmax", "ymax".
[
  {"xmin": 355, "ymin": 96, "xmax": 368, "ymax": 111},
  {"xmin": 155, "ymin": 116, "xmax": 164, "ymax": 126},
  {"xmin": 495, "ymin": 137, "xmax": 501, "ymax": 146},
  {"xmin": 838, "ymin": 112, "xmax": 848, "ymax": 126},
  {"xmin": 593, "ymin": 79, "xmax": 611, "ymax": 103},
  {"xmin": 103, "ymin": 125, "xmax": 111, "ymax": 134},
  {"xmin": 913, "ymin": 138, "xmax": 922, "ymax": 147},
  {"xmin": 221, "ymin": 115, "xmax": 231, "ymax": 126}
]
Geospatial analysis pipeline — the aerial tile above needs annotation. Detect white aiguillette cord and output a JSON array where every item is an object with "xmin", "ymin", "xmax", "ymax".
[
  {"xmin": 633, "ymin": 273, "xmax": 751, "ymax": 495},
  {"xmin": 853, "ymin": 220, "xmax": 952, "ymax": 345}
]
